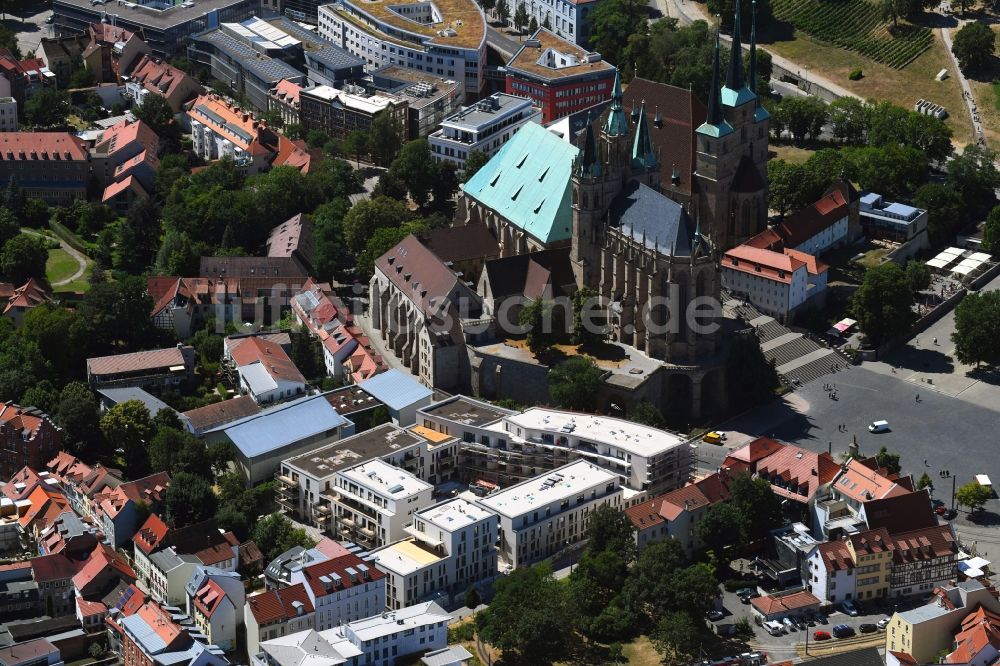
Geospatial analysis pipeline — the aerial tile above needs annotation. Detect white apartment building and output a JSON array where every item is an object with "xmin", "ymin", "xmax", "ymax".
[
  {"xmin": 283, "ymin": 553, "xmax": 387, "ymax": 631},
  {"xmin": 252, "ymin": 601, "xmax": 451, "ymax": 666},
  {"xmin": 511, "ymin": 0, "xmax": 600, "ymax": 46},
  {"xmin": 317, "ymin": 0, "xmax": 487, "ymax": 99},
  {"xmin": 418, "ymin": 395, "xmax": 693, "ymax": 499},
  {"xmin": 0, "ymin": 98, "xmax": 18, "ymax": 131},
  {"xmin": 330, "ymin": 458, "xmax": 435, "ymax": 550},
  {"xmin": 428, "ymin": 92, "xmax": 541, "ymax": 170},
  {"xmin": 476, "ymin": 459, "xmax": 622, "ymax": 568},
  {"xmin": 721, "ymin": 245, "xmax": 828, "ymax": 324},
  {"xmin": 277, "ymin": 423, "xmax": 460, "ymax": 530},
  {"xmin": 370, "ymin": 498, "xmax": 497, "ymax": 610}
]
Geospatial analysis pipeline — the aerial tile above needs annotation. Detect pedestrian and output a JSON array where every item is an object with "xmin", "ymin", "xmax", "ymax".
[
  {"xmin": 915, "ymin": 393, "xmax": 920, "ymax": 402},
  {"xmin": 933, "ymin": 337, "xmax": 938, "ymax": 345},
  {"xmin": 925, "ymin": 459, "xmax": 928, "ymax": 467}
]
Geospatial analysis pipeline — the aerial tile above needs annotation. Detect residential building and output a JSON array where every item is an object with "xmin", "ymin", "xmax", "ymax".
[
  {"xmin": 0, "ymin": 51, "xmax": 52, "ymax": 109},
  {"xmin": 124, "ymin": 55, "xmax": 205, "ymax": 112},
  {"xmin": 33, "ymin": 35, "xmax": 87, "ymax": 85},
  {"xmin": 187, "ymin": 94, "xmax": 281, "ymax": 172},
  {"xmin": 860, "ymin": 192, "xmax": 929, "ymax": 243},
  {"xmin": 0, "ymin": 561, "xmax": 40, "ymax": 620},
  {"xmin": 86, "ymin": 346, "xmax": 196, "ymax": 392},
  {"xmin": 202, "ymin": 392, "xmax": 353, "ymax": 484},
  {"xmin": 886, "ymin": 580, "xmax": 1000, "ymax": 664},
  {"xmin": 89, "ymin": 119, "xmax": 159, "ymax": 195},
  {"xmin": 475, "ymin": 459, "xmax": 623, "ymax": 568},
  {"xmin": 267, "ymin": 214, "xmax": 314, "ymax": 274},
  {"xmin": 31, "ymin": 552, "xmax": 86, "ymax": 617},
  {"xmin": 358, "ymin": 369, "xmax": 434, "ymax": 426},
  {"xmin": 808, "ymin": 527, "xmax": 893, "ymax": 604},
  {"xmin": 0, "ymin": 403, "xmax": 63, "ymax": 481},
  {"xmin": 261, "ymin": 537, "xmax": 352, "ymax": 590},
  {"xmin": 185, "ymin": 566, "xmax": 245, "ymax": 653},
  {"xmin": 226, "ymin": 335, "xmax": 307, "ymax": 404},
  {"xmin": 92, "ymin": 472, "xmax": 171, "ymax": 549},
  {"xmin": 368, "ymin": 66, "xmax": 464, "ymax": 139},
  {"xmin": 44, "ymin": 453, "xmax": 124, "ymax": 519},
  {"xmin": 52, "ymin": 0, "xmax": 258, "ymax": 59},
  {"xmin": 329, "ymin": 458, "xmax": 434, "ymax": 549},
  {"xmin": 251, "ymin": 601, "xmax": 450, "ymax": 666},
  {"xmin": 3, "ymin": 278, "xmax": 51, "ymax": 327},
  {"xmin": 0, "ymin": 639, "xmax": 63, "ymax": 666},
  {"xmin": 299, "ymin": 84, "xmax": 407, "ymax": 141},
  {"xmin": 95, "ymin": 387, "xmax": 181, "ymax": 420},
  {"xmin": 418, "ymin": 395, "xmax": 693, "ymax": 497},
  {"xmin": 721, "ymin": 244, "xmax": 829, "ymax": 323},
  {"xmin": 278, "ymin": 552, "xmax": 386, "ymax": 630},
  {"xmin": 371, "ymin": 498, "xmax": 497, "ymax": 610},
  {"xmin": 723, "ymin": 437, "xmax": 840, "ymax": 507},
  {"xmin": 369, "ymin": 235, "xmax": 482, "ymax": 389},
  {"xmin": 118, "ymin": 598, "xmax": 230, "ymax": 666},
  {"xmin": 83, "ymin": 23, "xmax": 150, "ymax": 82},
  {"xmin": 0, "ymin": 133, "xmax": 89, "ymax": 204},
  {"xmin": 813, "ymin": 457, "xmax": 917, "ymax": 539},
  {"xmin": 269, "ymin": 80, "xmax": 302, "ymax": 128},
  {"xmin": 37, "ymin": 510, "xmax": 99, "ymax": 556},
  {"xmin": 0, "ymin": 97, "xmax": 17, "ymax": 131},
  {"xmin": 749, "ymin": 589, "xmax": 822, "ymax": 623},
  {"xmin": 504, "ymin": 28, "xmax": 616, "ymax": 124},
  {"xmin": 277, "ymin": 422, "xmax": 456, "ymax": 528},
  {"xmin": 245, "ymin": 583, "xmax": 315, "ymax": 658},
  {"xmin": 749, "ymin": 181, "xmax": 862, "ymax": 256},
  {"xmin": 624, "ymin": 471, "xmax": 733, "ymax": 556},
  {"xmin": 428, "ymin": 92, "xmax": 541, "ymax": 170},
  {"xmin": 317, "ymin": 0, "xmax": 486, "ymax": 99},
  {"xmin": 71, "ymin": 542, "xmax": 137, "ymax": 602},
  {"xmin": 132, "ymin": 516, "xmax": 240, "ymax": 605},
  {"xmin": 888, "ymin": 523, "xmax": 961, "ymax": 597},
  {"xmin": 946, "ymin": 604, "xmax": 1000, "ymax": 664}
]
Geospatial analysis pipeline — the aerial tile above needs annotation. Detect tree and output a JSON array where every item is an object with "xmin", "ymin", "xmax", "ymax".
[
  {"xmin": 876, "ymin": 446, "xmax": 902, "ymax": 475},
  {"xmin": 917, "ymin": 472, "xmax": 933, "ymax": 491},
  {"xmin": 651, "ymin": 611, "xmax": 700, "ymax": 660},
  {"xmin": 952, "ymin": 22, "xmax": 995, "ymax": 73},
  {"xmin": 463, "ymin": 150, "xmax": 490, "ymax": 181},
  {"xmin": 569, "ymin": 550, "xmax": 636, "ymax": 641},
  {"xmin": 99, "ymin": 400, "xmax": 153, "ymax": 478},
  {"xmin": 22, "ymin": 381, "xmax": 58, "ymax": 413},
  {"xmin": 956, "ymin": 481, "xmax": 992, "ymax": 512},
  {"xmin": 852, "ymin": 261, "xmax": 916, "ymax": 346},
  {"xmin": 542, "ymin": 14, "xmax": 551, "ymax": 29},
  {"xmin": 630, "ymin": 401, "xmax": 665, "ymax": 428},
  {"xmin": 953, "ymin": 291, "xmax": 1000, "ymax": 368},
  {"xmin": 778, "ymin": 96, "xmax": 828, "ymax": 142},
  {"xmin": 528, "ymin": 16, "xmax": 538, "ymax": 32},
  {"xmin": 587, "ymin": 0, "xmax": 648, "ymax": 66},
  {"xmin": 252, "ymin": 513, "xmax": 317, "ymax": 563},
  {"xmin": 163, "ymin": 472, "xmax": 218, "ymax": 527},
  {"xmin": 388, "ymin": 138, "xmax": 436, "ymax": 207},
  {"xmin": 356, "ymin": 220, "xmax": 428, "ymax": 278},
  {"xmin": 696, "ymin": 501, "xmax": 746, "ymax": 558},
  {"xmin": 431, "ymin": 161, "xmax": 460, "ymax": 214},
  {"xmin": 947, "ymin": 145, "xmax": 1000, "ymax": 217},
  {"xmin": 0, "ymin": 234, "xmax": 49, "ymax": 283},
  {"xmin": 344, "ymin": 130, "xmax": 368, "ymax": 166},
  {"xmin": 828, "ymin": 97, "xmax": 870, "ymax": 145},
  {"xmin": 369, "ymin": 112, "xmax": 404, "ymax": 166},
  {"xmin": 879, "ymin": 0, "xmax": 909, "ymax": 27},
  {"xmin": 25, "ymin": 89, "xmax": 71, "ymax": 128},
  {"xmin": 767, "ymin": 160, "xmax": 802, "ymax": 217},
  {"xmin": 729, "ymin": 473, "xmax": 784, "ymax": 542},
  {"xmin": 289, "ymin": 327, "xmax": 322, "ymax": 379},
  {"xmin": 984, "ymin": 205, "xmax": 1000, "ymax": 253},
  {"xmin": 514, "ymin": 1, "xmax": 529, "ymax": 32},
  {"xmin": 115, "ymin": 197, "xmax": 161, "ymax": 272},
  {"xmin": 57, "ymin": 382, "xmax": 102, "ymax": 458},
  {"xmin": 906, "ymin": 261, "xmax": 931, "ymax": 293},
  {"xmin": 868, "ymin": 101, "xmax": 953, "ymax": 163},
  {"xmin": 725, "ymin": 332, "xmax": 779, "ymax": 410},
  {"xmin": 914, "ymin": 183, "xmax": 966, "ymax": 248},
  {"xmin": 134, "ymin": 94, "xmax": 180, "ymax": 150},
  {"xmin": 68, "ymin": 66, "xmax": 95, "ymax": 89},
  {"xmin": 342, "ymin": 196, "xmax": 412, "ymax": 254},
  {"xmin": 465, "ymin": 586, "xmax": 481, "ymax": 610},
  {"xmin": 496, "ymin": 0, "xmax": 510, "ymax": 25},
  {"xmin": 549, "ymin": 356, "xmax": 603, "ymax": 411},
  {"xmin": 475, "ymin": 564, "xmax": 572, "ymax": 663},
  {"xmin": 21, "ymin": 198, "xmax": 49, "ymax": 228},
  {"xmin": 572, "ymin": 286, "xmax": 605, "ymax": 347},
  {"xmin": 519, "ymin": 299, "xmax": 565, "ymax": 355},
  {"xmin": 585, "ymin": 504, "xmax": 637, "ymax": 559}
]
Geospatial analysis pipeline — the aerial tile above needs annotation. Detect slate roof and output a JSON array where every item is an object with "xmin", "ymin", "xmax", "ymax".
[
  {"xmin": 863, "ymin": 489, "xmax": 937, "ymax": 535},
  {"xmin": 374, "ymin": 234, "xmax": 469, "ymax": 318},
  {"xmin": 462, "ymin": 122, "xmax": 578, "ymax": 245},
  {"xmin": 481, "ymin": 248, "xmax": 575, "ymax": 300},
  {"xmin": 417, "ymin": 224, "xmax": 499, "ymax": 264},
  {"xmin": 181, "ymin": 395, "xmax": 261, "ymax": 433},
  {"xmin": 608, "ymin": 180, "xmax": 692, "ymax": 256}
]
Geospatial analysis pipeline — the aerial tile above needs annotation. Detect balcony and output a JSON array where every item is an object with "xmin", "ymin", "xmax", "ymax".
[
  {"xmin": 312, "ymin": 503, "xmax": 331, "ymax": 516},
  {"xmin": 276, "ymin": 473, "xmax": 297, "ymax": 487}
]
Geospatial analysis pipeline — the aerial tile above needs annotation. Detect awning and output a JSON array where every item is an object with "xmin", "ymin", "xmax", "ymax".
[
  {"xmin": 833, "ymin": 318, "xmax": 857, "ymax": 333},
  {"xmin": 976, "ymin": 474, "xmax": 992, "ymax": 487}
]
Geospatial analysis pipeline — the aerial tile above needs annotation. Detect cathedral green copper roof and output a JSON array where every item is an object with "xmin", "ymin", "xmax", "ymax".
[
  {"xmin": 695, "ymin": 120, "xmax": 734, "ymax": 137},
  {"xmin": 462, "ymin": 122, "xmax": 578, "ymax": 245},
  {"xmin": 721, "ymin": 85, "xmax": 756, "ymax": 107}
]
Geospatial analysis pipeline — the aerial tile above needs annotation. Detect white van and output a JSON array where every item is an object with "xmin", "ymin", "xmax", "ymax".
[
  {"xmin": 868, "ymin": 420, "xmax": 890, "ymax": 433},
  {"xmin": 764, "ymin": 620, "xmax": 785, "ymax": 636}
]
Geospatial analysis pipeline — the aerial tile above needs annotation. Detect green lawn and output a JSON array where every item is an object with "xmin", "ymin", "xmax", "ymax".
[{"xmin": 46, "ymin": 248, "xmax": 79, "ymax": 284}]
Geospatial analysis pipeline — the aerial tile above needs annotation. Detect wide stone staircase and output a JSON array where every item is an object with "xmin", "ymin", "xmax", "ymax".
[{"xmin": 733, "ymin": 302, "xmax": 850, "ymax": 387}]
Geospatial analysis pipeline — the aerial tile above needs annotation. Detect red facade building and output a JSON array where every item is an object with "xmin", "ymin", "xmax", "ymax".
[
  {"xmin": 0, "ymin": 402, "xmax": 62, "ymax": 481},
  {"xmin": 504, "ymin": 27, "xmax": 616, "ymax": 124}
]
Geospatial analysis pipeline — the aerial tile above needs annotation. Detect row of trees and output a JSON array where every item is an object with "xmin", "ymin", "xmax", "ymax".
[{"xmin": 850, "ymin": 260, "xmax": 931, "ymax": 346}]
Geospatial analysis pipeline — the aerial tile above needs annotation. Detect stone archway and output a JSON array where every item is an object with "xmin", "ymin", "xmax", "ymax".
[
  {"xmin": 662, "ymin": 372, "xmax": 693, "ymax": 429},
  {"xmin": 699, "ymin": 368, "xmax": 726, "ymax": 418}
]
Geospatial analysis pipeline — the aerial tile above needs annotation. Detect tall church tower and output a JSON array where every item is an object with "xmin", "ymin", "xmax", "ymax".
[{"xmin": 694, "ymin": 2, "xmax": 769, "ymax": 250}]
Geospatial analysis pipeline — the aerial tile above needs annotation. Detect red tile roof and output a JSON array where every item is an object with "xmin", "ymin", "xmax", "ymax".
[
  {"xmin": 834, "ymin": 458, "xmax": 910, "ymax": 504},
  {"xmin": 751, "ymin": 590, "xmax": 821, "ymax": 616},
  {"xmin": 4, "ymin": 278, "xmax": 50, "ymax": 314},
  {"xmin": 230, "ymin": 335, "xmax": 306, "ymax": 385},
  {"xmin": 949, "ymin": 605, "xmax": 1000, "ymax": 663},
  {"xmin": 273, "ymin": 134, "xmax": 318, "ymax": 174},
  {"xmin": 77, "ymin": 596, "xmax": 108, "ymax": 618},
  {"xmin": 19, "ymin": 485, "xmax": 69, "ymax": 529},
  {"xmin": 192, "ymin": 578, "xmax": 228, "ymax": 618},
  {"xmin": 777, "ymin": 186, "xmax": 851, "ymax": 249},
  {"xmin": 247, "ymin": 583, "xmax": 314, "ymax": 625},
  {"xmin": 625, "ymin": 472, "xmax": 733, "ymax": 529},
  {"xmin": 188, "ymin": 94, "xmax": 265, "ymax": 152},
  {"xmin": 31, "ymin": 552, "xmax": 86, "ymax": 582},
  {"xmin": 723, "ymin": 245, "xmax": 806, "ymax": 285},
  {"xmin": 135, "ymin": 600, "xmax": 186, "ymax": 649},
  {"xmin": 863, "ymin": 489, "xmax": 938, "ymax": 535},
  {"xmin": 72, "ymin": 543, "xmax": 136, "ymax": 594},
  {"xmin": 890, "ymin": 523, "xmax": 958, "ymax": 564},
  {"xmin": 86, "ymin": 346, "xmax": 192, "ymax": 377},
  {"xmin": 299, "ymin": 553, "xmax": 386, "ymax": 599},
  {"xmin": 181, "ymin": 396, "xmax": 261, "ymax": 432},
  {"xmin": 129, "ymin": 55, "xmax": 203, "ymax": 103},
  {"xmin": 0, "ymin": 133, "xmax": 87, "ymax": 161},
  {"xmin": 95, "ymin": 120, "xmax": 158, "ymax": 159},
  {"xmin": 271, "ymin": 79, "xmax": 301, "ymax": 105},
  {"xmin": 133, "ymin": 513, "xmax": 169, "ymax": 555},
  {"xmin": 727, "ymin": 439, "xmax": 839, "ymax": 503}
]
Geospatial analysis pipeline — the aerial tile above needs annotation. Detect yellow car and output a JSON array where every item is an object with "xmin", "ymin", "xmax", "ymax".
[{"xmin": 702, "ymin": 431, "xmax": 725, "ymax": 445}]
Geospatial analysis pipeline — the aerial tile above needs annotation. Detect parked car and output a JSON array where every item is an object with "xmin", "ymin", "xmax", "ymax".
[
  {"xmin": 877, "ymin": 617, "xmax": 891, "ymax": 630},
  {"xmin": 813, "ymin": 630, "xmax": 832, "ymax": 641},
  {"xmin": 932, "ymin": 499, "xmax": 945, "ymax": 509},
  {"xmin": 707, "ymin": 609, "xmax": 725, "ymax": 621},
  {"xmin": 859, "ymin": 623, "xmax": 878, "ymax": 634},
  {"xmin": 764, "ymin": 620, "xmax": 784, "ymax": 636},
  {"xmin": 833, "ymin": 624, "xmax": 856, "ymax": 638},
  {"xmin": 782, "ymin": 617, "xmax": 797, "ymax": 632},
  {"xmin": 841, "ymin": 600, "xmax": 859, "ymax": 616},
  {"xmin": 703, "ymin": 431, "xmax": 725, "ymax": 445},
  {"xmin": 868, "ymin": 420, "xmax": 890, "ymax": 433}
]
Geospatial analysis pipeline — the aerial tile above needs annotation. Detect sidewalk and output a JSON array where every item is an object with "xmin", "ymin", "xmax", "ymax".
[{"xmin": 939, "ymin": 21, "xmax": 982, "ymax": 146}]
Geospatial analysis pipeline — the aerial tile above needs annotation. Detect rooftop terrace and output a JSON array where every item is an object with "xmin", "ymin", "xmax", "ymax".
[{"xmin": 332, "ymin": 0, "xmax": 485, "ymax": 50}]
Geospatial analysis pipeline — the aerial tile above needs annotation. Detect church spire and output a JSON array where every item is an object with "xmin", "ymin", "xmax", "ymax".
[
  {"xmin": 579, "ymin": 113, "xmax": 600, "ymax": 177},
  {"xmin": 726, "ymin": 1, "xmax": 745, "ymax": 91},
  {"xmin": 604, "ymin": 69, "xmax": 628, "ymax": 137},
  {"xmin": 706, "ymin": 28, "xmax": 723, "ymax": 126},
  {"xmin": 631, "ymin": 100, "xmax": 656, "ymax": 170},
  {"xmin": 748, "ymin": 0, "xmax": 758, "ymax": 96}
]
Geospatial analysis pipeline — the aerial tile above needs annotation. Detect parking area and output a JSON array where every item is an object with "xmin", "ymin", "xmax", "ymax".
[{"xmin": 6, "ymin": 2, "xmax": 54, "ymax": 57}]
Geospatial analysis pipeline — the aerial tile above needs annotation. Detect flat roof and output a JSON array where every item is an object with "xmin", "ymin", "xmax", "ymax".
[
  {"xmin": 210, "ymin": 393, "xmax": 349, "ymax": 459},
  {"xmin": 360, "ymin": 369, "xmax": 433, "ymax": 412},
  {"xmin": 339, "ymin": 458, "xmax": 431, "ymax": 498},
  {"xmin": 285, "ymin": 423, "xmax": 425, "ymax": 479},
  {"xmin": 416, "ymin": 497, "xmax": 495, "ymax": 532},
  {"xmin": 53, "ymin": 0, "xmax": 254, "ymax": 31},
  {"xmin": 420, "ymin": 395, "xmax": 513, "ymax": 427},
  {"xmin": 504, "ymin": 407, "xmax": 687, "ymax": 458},
  {"xmin": 301, "ymin": 85, "xmax": 397, "ymax": 113},
  {"xmin": 332, "ymin": 0, "xmax": 485, "ymax": 50},
  {"xmin": 441, "ymin": 93, "xmax": 533, "ymax": 130},
  {"xmin": 370, "ymin": 538, "xmax": 443, "ymax": 575},
  {"xmin": 506, "ymin": 27, "xmax": 614, "ymax": 82},
  {"xmin": 346, "ymin": 601, "xmax": 450, "ymax": 641},
  {"xmin": 476, "ymin": 460, "xmax": 618, "ymax": 517}
]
